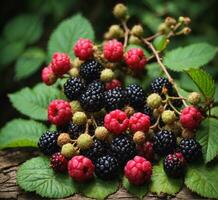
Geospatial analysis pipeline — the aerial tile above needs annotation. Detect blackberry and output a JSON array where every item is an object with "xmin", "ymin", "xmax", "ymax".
[
  {"xmin": 79, "ymin": 59, "xmax": 103, "ymax": 82},
  {"xmin": 86, "ymin": 80, "xmax": 105, "ymax": 93},
  {"xmin": 143, "ymin": 104, "xmax": 155, "ymax": 124},
  {"xmin": 126, "ymin": 84, "xmax": 145, "ymax": 109},
  {"xmin": 179, "ymin": 138, "xmax": 202, "ymax": 162},
  {"xmin": 111, "ymin": 134, "xmax": 136, "ymax": 167},
  {"xmin": 104, "ymin": 87, "xmax": 126, "ymax": 111},
  {"xmin": 150, "ymin": 77, "xmax": 173, "ymax": 94},
  {"xmin": 79, "ymin": 83, "xmax": 105, "ymax": 112},
  {"xmin": 67, "ymin": 122, "xmax": 85, "ymax": 139},
  {"xmin": 81, "ymin": 139, "xmax": 110, "ymax": 162},
  {"xmin": 95, "ymin": 155, "xmax": 119, "ymax": 180},
  {"xmin": 38, "ymin": 131, "xmax": 59, "ymax": 155},
  {"xmin": 64, "ymin": 77, "xmax": 86, "ymax": 100},
  {"xmin": 163, "ymin": 153, "xmax": 186, "ymax": 178},
  {"xmin": 153, "ymin": 130, "xmax": 177, "ymax": 156}
]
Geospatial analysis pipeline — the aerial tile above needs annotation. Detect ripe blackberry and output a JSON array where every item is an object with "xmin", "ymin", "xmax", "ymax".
[
  {"xmin": 81, "ymin": 139, "xmax": 110, "ymax": 162},
  {"xmin": 126, "ymin": 84, "xmax": 145, "ymax": 109},
  {"xmin": 86, "ymin": 80, "xmax": 105, "ymax": 93},
  {"xmin": 104, "ymin": 87, "xmax": 126, "ymax": 111},
  {"xmin": 38, "ymin": 131, "xmax": 59, "ymax": 155},
  {"xmin": 79, "ymin": 82, "xmax": 105, "ymax": 112},
  {"xmin": 179, "ymin": 138, "xmax": 202, "ymax": 162},
  {"xmin": 64, "ymin": 77, "xmax": 86, "ymax": 100},
  {"xmin": 153, "ymin": 130, "xmax": 177, "ymax": 156},
  {"xmin": 79, "ymin": 60, "xmax": 103, "ymax": 82},
  {"xmin": 150, "ymin": 77, "xmax": 173, "ymax": 94},
  {"xmin": 95, "ymin": 155, "xmax": 119, "ymax": 180},
  {"xmin": 142, "ymin": 104, "xmax": 155, "ymax": 124},
  {"xmin": 111, "ymin": 134, "xmax": 136, "ymax": 166},
  {"xmin": 67, "ymin": 122, "xmax": 85, "ymax": 139},
  {"xmin": 163, "ymin": 153, "xmax": 186, "ymax": 178}
]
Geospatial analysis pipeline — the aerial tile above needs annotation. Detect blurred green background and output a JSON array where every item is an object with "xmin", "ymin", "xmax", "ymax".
[{"xmin": 0, "ymin": 0, "xmax": 217, "ymax": 127}]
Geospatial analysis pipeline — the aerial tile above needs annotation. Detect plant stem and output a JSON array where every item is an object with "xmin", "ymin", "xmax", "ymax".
[{"xmin": 122, "ymin": 21, "xmax": 129, "ymax": 48}]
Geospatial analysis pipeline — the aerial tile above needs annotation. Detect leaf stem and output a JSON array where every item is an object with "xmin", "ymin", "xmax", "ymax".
[{"xmin": 121, "ymin": 21, "xmax": 129, "ymax": 48}]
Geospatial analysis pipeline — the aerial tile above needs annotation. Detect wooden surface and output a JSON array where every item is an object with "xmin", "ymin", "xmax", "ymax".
[{"xmin": 0, "ymin": 148, "xmax": 208, "ymax": 200}]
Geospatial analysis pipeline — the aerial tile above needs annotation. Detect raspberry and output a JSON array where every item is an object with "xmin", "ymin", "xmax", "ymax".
[
  {"xmin": 50, "ymin": 152, "xmax": 68, "ymax": 172},
  {"xmin": 95, "ymin": 155, "xmax": 119, "ymax": 180},
  {"xmin": 79, "ymin": 60, "xmax": 103, "ymax": 82},
  {"xmin": 124, "ymin": 156, "xmax": 152, "ymax": 185},
  {"xmin": 67, "ymin": 122, "xmax": 85, "ymax": 139},
  {"xmin": 111, "ymin": 134, "xmax": 136, "ymax": 166},
  {"xmin": 163, "ymin": 153, "xmax": 186, "ymax": 178},
  {"xmin": 129, "ymin": 112, "xmax": 150, "ymax": 133},
  {"xmin": 51, "ymin": 52, "xmax": 71, "ymax": 76},
  {"xmin": 180, "ymin": 106, "xmax": 202, "ymax": 130},
  {"xmin": 124, "ymin": 48, "xmax": 147, "ymax": 71},
  {"xmin": 146, "ymin": 93, "xmax": 162, "ymax": 109},
  {"xmin": 104, "ymin": 109, "xmax": 129, "ymax": 135},
  {"xmin": 179, "ymin": 138, "xmax": 202, "ymax": 162},
  {"xmin": 73, "ymin": 38, "xmax": 94, "ymax": 60},
  {"xmin": 64, "ymin": 77, "xmax": 86, "ymax": 100},
  {"xmin": 68, "ymin": 155, "xmax": 95, "ymax": 182},
  {"xmin": 150, "ymin": 77, "xmax": 173, "ymax": 94},
  {"xmin": 105, "ymin": 79, "xmax": 122, "ymax": 90},
  {"xmin": 48, "ymin": 100, "xmax": 72, "ymax": 125},
  {"xmin": 79, "ymin": 81, "xmax": 105, "ymax": 112},
  {"xmin": 153, "ymin": 130, "xmax": 177, "ymax": 156},
  {"xmin": 103, "ymin": 39, "xmax": 123, "ymax": 62},
  {"xmin": 38, "ymin": 130, "xmax": 59, "ymax": 155},
  {"xmin": 126, "ymin": 84, "xmax": 146, "ymax": 108},
  {"xmin": 81, "ymin": 139, "xmax": 110, "ymax": 162},
  {"xmin": 104, "ymin": 87, "xmax": 126, "ymax": 111},
  {"xmin": 41, "ymin": 64, "xmax": 57, "ymax": 85},
  {"xmin": 136, "ymin": 141, "xmax": 154, "ymax": 161}
]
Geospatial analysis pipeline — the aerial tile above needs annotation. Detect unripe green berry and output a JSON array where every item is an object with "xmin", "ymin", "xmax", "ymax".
[
  {"xmin": 72, "ymin": 58, "xmax": 83, "ymax": 68},
  {"xmin": 73, "ymin": 111, "xmax": 87, "ymax": 125},
  {"xmin": 95, "ymin": 126, "xmax": 109, "ymax": 140},
  {"xmin": 131, "ymin": 25, "xmax": 144, "ymax": 37},
  {"xmin": 129, "ymin": 35, "xmax": 141, "ymax": 45},
  {"xmin": 147, "ymin": 93, "xmax": 162, "ymax": 109},
  {"xmin": 113, "ymin": 3, "xmax": 128, "ymax": 20},
  {"xmin": 187, "ymin": 92, "xmax": 201, "ymax": 105},
  {"xmin": 77, "ymin": 133, "xmax": 93, "ymax": 150},
  {"xmin": 161, "ymin": 110, "xmax": 176, "ymax": 124},
  {"xmin": 165, "ymin": 17, "xmax": 177, "ymax": 26},
  {"xmin": 108, "ymin": 25, "xmax": 124, "ymax": 38},
  {"xmin": 61, "ymin": 143, "xmax": 78, "ymax": 158},
  {"xmin": 182, "ymin": 27, "xmax": 191, "ymax": 35},
  {"xmin": 70, "ymin": 101, "xmax": 83, "ymax": 114},
  {"xmin": 158, "ymin": 23, "xmax": 170, "ymax": 34},
  {"xmin": 100, "ymin": 69, "xmax": 114, "ymax": 82},
  {"xmin": 57, "ymin": 133, "xmax": 71, "ymax": 147},
  {"xmin": 69, "ymin": 67, "xmax": 79, "ymax": 77},
  {"xmin": 133, "ymin": 131, "xmax": 145, "ymax": 144}
]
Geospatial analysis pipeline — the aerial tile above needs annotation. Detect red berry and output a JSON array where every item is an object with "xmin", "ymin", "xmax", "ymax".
[
  {"xmin": 124, "ymin": 48, "xmax": 147, "ymax": 71},
  {"xmin": 180, "ymin": 106, "xmax": 202, "ymax": 130},
  {"xmin": 51, "ymin": 52, "xmax": 71, "ymax": 76},
  {"xmin": 105, "ymin": 79, "xmax": 122, "ymax": 90},
  {"xmin": 104, "ymin": 109, "xmax": 129, "ymax": 135},
  {"xmin": 103, "ymin": 39, "xmax": 123, "ymax": 62},
  {"xmin": 41, "ymin": 64, "xmax": 57, "ymax": 85},
  {"xmin": 124, "ymin": 156, "xmax": 152, "ymax": 185},
  {"xmin": 129, "ymin": 112, "xmax": 150, "ymax": 133},
  {"xmin": 73, "ymin": 38, "xmax": 93, "ymax": 60},
  {"xmin": 50, "ymin": 152, "xmax": 68, "ymax": 172},
  {"xmin": 136, "ymin": 141, "xmax": 154, "ymax": 161},
  {"xmin": 48, "ymin": 100, "xmax": 72, "ymax": 125},
  {"xmin": 68, "ymin": 155, "xmax": 95, "ymax": 182}
]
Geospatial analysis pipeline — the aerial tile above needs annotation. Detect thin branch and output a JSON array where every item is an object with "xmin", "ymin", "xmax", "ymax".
[{"xmin": 121, "ymin": 21, "xmax": 129, "ymax": 48}]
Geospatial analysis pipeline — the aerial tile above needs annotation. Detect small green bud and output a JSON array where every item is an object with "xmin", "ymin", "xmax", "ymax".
[
  {"xmin": 77, "ymin": 133, "xmax": 93, "ymax": 150},
  {"xmin": 187, "ymin": 92, "xmax": 201, "ymax": 105},
  {"xmin": 113, "ymin": 3, "xmax": 128, "ymax": 20},
  {"xmin": 131, "ymin": 25, "xmax": 144, "ymax": 37},
  {"xmin": 158, "ymin": 23, "xmax": 170, "ymax": 34},
  {"xmin": 73, "ymin": 111, "xmax": 87, "ymax": 125},
  {"xmin": 129, "ymin": 35, "xmax": 141, "ymax": 45},
  {"xmin": 147, "ymin": 93, "xmax": 162, "ymax": 109},
  {"xmin": 165, "ymin": 17, "xmax": 177, "ymax": 26},
  {"xmin": 108, "ymin": 25, "xmax": 124, "ymax": 38}
]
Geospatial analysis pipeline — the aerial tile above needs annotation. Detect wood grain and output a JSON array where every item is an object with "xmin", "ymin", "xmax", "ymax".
[{"xmin": 0, "ymin": 149, "xmax": 208, "ymax": 200}]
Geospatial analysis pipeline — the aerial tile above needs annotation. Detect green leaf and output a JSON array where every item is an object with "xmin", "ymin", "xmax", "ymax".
[
  {"xmin": 79, "ymin": 177, "xmax": 119, "ymax": 200},
  {"xmin": 187, "ymin": 69, "xmax": 215, "ymax": 99},
  {"xmin": 3, "ymin": 14, "xmax": 43, "ymax": 44},
  {"xmin": 164, "ymin": 43, "xmax": 217, "ymax": 71},
  {"xmin": 0, "ymin": 119, "xmax": 46, "ymax": 150},
  {"xmin": 122, "ymin": 177, "xmax": 148, "ymax": 199},
  {"xmin": 8, "ymin": 83, "xmax": 62, "ymax": 120},
  {"xmin": 153, "ymin": 35, "xmax": 168, "ymax": 51},
  {"xmin": 185, "ymin": 163, "xmax": 218, "ymax": 199},
  {"xmin": 142, "ymin": 12, "xmax": 162, "ymax": 33},
  {"xmin": 17, "ymin": 156, "xmax": 77, "ymax": 198},
  {"xmin": 196, "ymin": 118, "xmax": 218, "ymax": 163},
  {"xmin": 150, "ymin": 161, "xmax": 183, "ymax": 195},
  {"xmin": 15, "ymin": 48, "xmax": 46, "ymax": 80},
  {"xmin": 48, "ymin": 14, "xmax": 94, "ymax": 60},
  {"xmin": 0, "ymin": 41, "xmax": 25, "ymax": 67}
]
